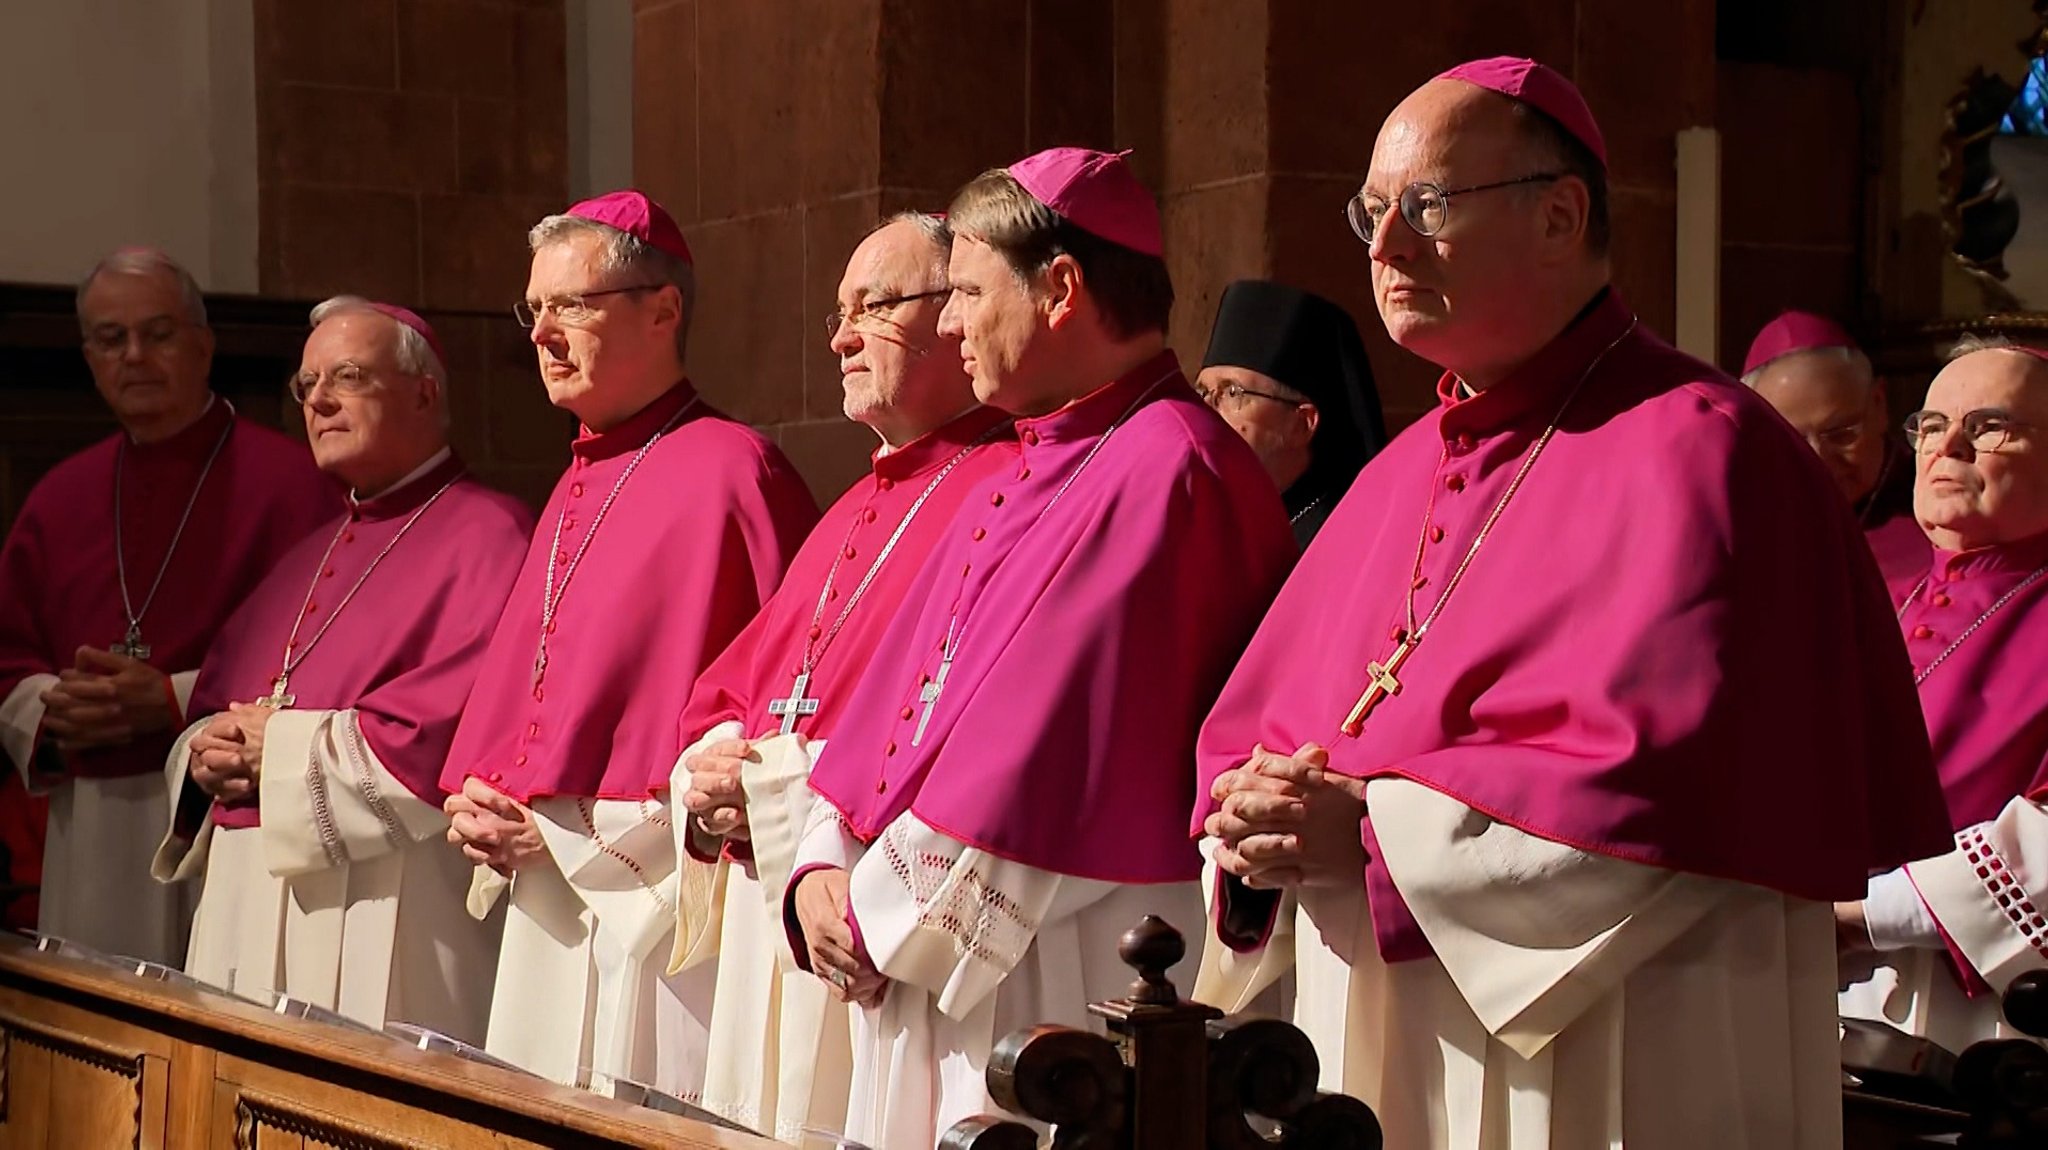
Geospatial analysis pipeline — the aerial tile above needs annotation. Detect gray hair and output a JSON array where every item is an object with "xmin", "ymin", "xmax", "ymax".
[
  {"xmin": 873, "ymin": 211, "xmax": 953, "ymax": 281},
  {"xmin": 1739, "ymin": 343, "xmax": 1871, "ymax": 388},
  {"xmin": 1947, "ymin": 332, "xmax": 2024, "ymax": 361},
  {"xmin": 308, "ymin": 295, "xmax": 451, "ymax": 427},
  {"xmin": 76, "ymin": 247, "xmax": 208, "ymax": 329},
  {"xmin": 528, "ymin": 214, "xmax": 697, "ymax": 360}
]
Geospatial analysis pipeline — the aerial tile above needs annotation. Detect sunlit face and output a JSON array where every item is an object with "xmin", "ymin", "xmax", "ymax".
[
  {"xmin": 78, "ymin": 269, "xmax": 214, "ymax": 429},
  {"xmin": 936, "ymin": 236, "xmax": 1052, "ymax": 414},
  {"xmin": 1748, "ymin": 350, "xmax": 1888, "ymax": 504},
  {"xmin": 1912, "ymin": 350, "xmax": 2048, "ymax": 549},
  {"xmin": 523, "ymin": 230, "xmax": 676, "ymax": 422},
  {"xmin": 296, "ymin": 314, "xmax": 437, "ymax": 489},
  {"xmin": 1193, "ymin": 365, "xmax": 1315, "ymax": 487},
  {"xmin": 1361, "ymin": 82, "xmax": 1568, "ymax": 372},
  {"xmin": 829, "ymin": 221, "xmax": 964, "ymax": 445}
]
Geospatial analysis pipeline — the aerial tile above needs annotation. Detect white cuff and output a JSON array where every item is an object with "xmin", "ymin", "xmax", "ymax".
[
  {"xmin": 169, "ymin": 669, "xmax": 199, "ymax": 725},
  {"xmin": 1863, "ymin": 867, "xmax": 1942, "ymax": 951},
  {"xmin": 2, "ymin": 673, "xmax": 57, "ymax": 788},
  {"xmin": 258, "ymin": 708, "xmax": 447, "ymax": 878}
]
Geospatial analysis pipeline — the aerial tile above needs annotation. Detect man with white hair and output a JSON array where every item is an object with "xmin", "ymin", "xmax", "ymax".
[
  {"xmin": 0, "ymin": 247, "xmax": 335, "ymax": 965},
  {"xmin": 440, "ymin": 190, "xmax": 817, "ymax": 1097},
  {"xmin": 152, "ymin": 298, "xmax": 532, "ymax": 1039},
  {"xmin": 1743, "ymin": 310, "xmax": 1926, "ymax": 596},
  {"xmin": 1839, "ymin": 335, "xmax": 2048, "ymax": 1051}
]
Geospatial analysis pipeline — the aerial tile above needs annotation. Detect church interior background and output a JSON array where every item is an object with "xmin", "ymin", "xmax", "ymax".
[{"xmin": 1, "ymin": 0, "xmax": 2043, "ymax": 534}]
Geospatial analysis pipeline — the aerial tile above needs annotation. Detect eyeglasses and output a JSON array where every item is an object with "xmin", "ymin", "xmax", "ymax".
[
  {"xmin": 1806, "ymin": 421, "xmax": 1867, "ymax": 452},
  {"xmin": 83, "ymin": 317, "xmax": 188, "ymax": 358},
  {"xmin": 288, "ymin": 361, "xmax": 403, "ymax": 405},
  {"xmin": 514, "ymin": 284, "xmax": 664, "ymax": 328},
  {"xmin": 823, "ymin": 289, "xmax": 951, "ymax": 339},
  {"xmin": 1344, "ymin": 173, "xmax": 1564, "ymax": 245},
  {"xmin": 1193, "ymin": 380, "xmax": 1299, "ymax": 410},
  {"xmin": 1904, "ymin": 408, "xmax": 2034, "ymax": 453}
]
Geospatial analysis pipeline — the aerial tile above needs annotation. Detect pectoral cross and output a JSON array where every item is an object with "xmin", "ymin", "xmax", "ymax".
[
  {"xmin": 532, "ymin": 641, "xmax": 548, "ymax": 690},
  {"xmin": 1340, "ymin": 632, "xmax": 1414, "ymax": 736},
  {"xmin": 111, "ymin": 623, "xmax": 150, "ymax": 661},
  {"xmin": 767, "ymin": 671, "xmax": 820, "ymax": 735},
  {"xmin": 257, "ymin": 673, "xmax": 295, "ymax": 709},
  {"xmin": 911, "ymin": 647, "xmax": 959, "ymax": 748}
]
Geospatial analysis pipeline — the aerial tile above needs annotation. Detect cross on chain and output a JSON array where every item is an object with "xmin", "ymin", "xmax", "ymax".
[
  {"xmin": 1340, "ymin": 632, "xmax": 1414, "ymax": 736},
  {"xmin": 767, "ymin": 671, "xmax": 821, "ymax": 735},
  {"xmin": 257, "ymin": 673, "xmax": 295, "ymax": 709},
  {"xmin": 911, "ymin": 651, "xmax": 954, "ymax": 747},
  {"xmin": 111, "ymin": 623, "xmax": 151, "ymax": 661}
]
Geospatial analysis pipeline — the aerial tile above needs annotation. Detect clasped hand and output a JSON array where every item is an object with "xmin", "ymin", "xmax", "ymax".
[
  {"xmin": 444, "ymin": 776, "xmax": 546, "ymax": 876},
  {"xmin": 792, "ymin": 867, "xmax": 886, "ymax": 1008},
  {"xmin": 680, "ymin": 737, "xmax": 755, "ymax": 842},
  {"xmin": 1204, "ymin": 742, "xmax": 1369, "ymax": 890},
  {"xmin": 39, "ymin": 646, "xmax": 179, "ymax": 756},
  {"xmin": 188, "ymin": 702, "xmax": 275, "ymax": 802}
]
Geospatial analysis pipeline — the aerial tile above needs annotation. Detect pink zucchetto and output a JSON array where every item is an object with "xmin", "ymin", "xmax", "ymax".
[
  {"xmin": 1005, "ymin": 147, "xmax": 1163, "ymax": 257},
  {"xmin": 1437, "ymin": 56, "xmax": 1608, "ymax": 170},
  {"xmin": 1743, "ymin": 310, "xmax": 1859, "ymax": 376},
  {"xmin": 564, "ymin": 189, "xmax": 693, "ymax": 265},
  {"xmin": 361, "ymin": 302, "xmax": 445, "ymax": 365}
]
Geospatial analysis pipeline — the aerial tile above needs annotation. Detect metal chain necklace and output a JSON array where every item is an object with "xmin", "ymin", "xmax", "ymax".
[
  {"xmin": 1341, "ymin": 319, "xmax": 1639, "ymax": 736},
  {"xmin": 1895, "ymin": 565, "xmax": 2048, "ymax": 686},
  {"xmin": 1290, "ymin": 493, "xmax": 1326, "ymax": 526},
  {"xmin": 532, "ymin": 396, "xmax": 701, "ymax": 691},
  {"xmin": 111, "ymin": 402, "xmax": 236, "ymax": 659},
  {"xmin": 255, "ymin": 472, "xmax": 465, "ymax": 708},
  {"xmin": 767, "ymin": 421, "xmax": 1009, "ymax": 735},
  {"xmin": 911, "ymin": 367, "xmax": 1177, "ymax": 746}
]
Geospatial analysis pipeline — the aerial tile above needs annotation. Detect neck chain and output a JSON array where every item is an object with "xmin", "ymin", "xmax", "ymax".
[
  {"xmin": 532, "ymin": 397, "xmax": 701, "ymax": 692},
  {"xmin": 111, "ymin": 402, "xmax": 236, "ymax": 660},
  {"xmin": 1896, "ymin": 565, "xmax": 2048, "ymax": 686},
  {"xmin": 256, "ymin": 472, "xmax": 465, "ymax": 708},
  {"xmin": 1341, "ymin": 319, "xmax": 1638, "ymax": 737},
  {"xmin": 910, "ymin": 367, "xmax": 1176, "ymax": 747},
  {"xmin": 1290, "ymin": 493, "xmax": 1325, "ymax": 526},
  {"xmin": 768, "ymin": 422, "xmax": 1009, "ymax": 734}
]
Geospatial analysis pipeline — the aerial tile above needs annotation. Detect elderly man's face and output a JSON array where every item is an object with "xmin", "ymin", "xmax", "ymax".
[
  {"xmin": 524, "ymin": 230, "xmax": 673, "ymax": 421},
  {"xmin": 1913, "ymin": 349, "xmax": 2048, "ymax": 549},
  {"xmin": 1362, "ymin": 82, "xmax": 1570, "ymax": 372},
  {"xmin": 79, "ymin": 269, "xmax": 214, "ymax": 429},
  {"xmin": 1749, "ymin": 351, "xmax": 1889, "ymax": 504},
  {"xmin": 829, "ymin": 221, "xmax": 962, "ymax": 446},
  {"xmin": 296, "ymin": 314, "xmax": 436, "ymax": 489},
  {"xmin": 1193, "ymin": 365, "xmax": 1315, "ymax": 488}
]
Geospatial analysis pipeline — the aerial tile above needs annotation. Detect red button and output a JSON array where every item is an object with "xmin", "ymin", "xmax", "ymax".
[
  {"xmin": 546, "ymin": 620, "xmax": 557, "ymax": 634},
  {"xmin": 514, "ymin": 755, "xmax": 527, "ymax": 767},
  {"xmin": 305, "ymin": 603, "xmax": 318, "ymax": 615},
  {"xmin": 1388, "ymin": 626, "xmax": 1404, "ymax": 642},
  {"xmin": 1411, "ymin": 576, "xmax": 1428, "ymax": 590},
  {"xmin": 572, "ymin": 483, "xmax": 585, "ymax": 498},
  {"xmin": 342, "ymin": 531, "xmax": 355, "ymax": 543},
  {"xmin": 879, "ymin": 478, "xmax": 895, "ymax": 491},
  {"xmin": 844, "ymin": 545, "xmax": 857, "ymax": 560},
  {"xmin": 885, "ymin": 742, "xmax": 897, "ymax": 757},
  {"xmin": 1455, "ymin": 434, "xmax": 1475, "ymax": 452},
  {"xmin": 990, "ymin": 492, "xmax": 1005, "ymax": 506},
  {"xmin": 527, "ymin": 723, "xmax": 539, "ymax": 738},
  {"xmin": 1022, "ymin": 429, "xmax": 1039, "ymax": 445},
  {"xmin": 808, "ymin": 624, "xmax": 823, "ymax": 640},
  {"xmin": 322, "ymin": 568, "xmax": 336, "ymax": 578},
  {"xmin": 532, "ymin": 686, "xmax": 544, "ymax": 702},
  {"xmin": 562, "ymin": 517, "xmax": 576, "ymax": 531},
  {"xmin": 1933, "ymin": 594, "xmax": 1951, "ymax": 608},
  {"xmin": 875, "ymin": 779, "xmax": 888, "ymax": 794},
  {"xmin": 488, "ymin": 772, "xmax": 504, "ymax": 784},
  {"xmin": 962, "ymin": 563, "xmax": 972, "ymax": 577},
  {"xmin": 972, "ymin": 527, "xmax": 987, "ymax": 541},
  {"xmin": 556, "ymin": 550, "xmax": 570, "ymax": 563},
  {"xmin": 1446, "ymin": 475, "xmax": 1465, "ymax": 492},
  {"xmin": 827, "ymin": 588, "xmax": 839, "ymax": 601},
  {"xmin": 1428, "ymin": 525, "xmax": 1445, "ymax": 543},
  {"xmin": 864, "ymin": 508, "xmax": 877, "ymax": 524},
  {"xmin": 1911, "ymin": 625, "xmax": 1933, "ymax": 640},
  {"xmin": 1018, "ymin": 467, "xmax": 1031, "ymax": 480},
  {"xmin": 899, "ymin": 706, "xmax": 914, "ymax": 720}
]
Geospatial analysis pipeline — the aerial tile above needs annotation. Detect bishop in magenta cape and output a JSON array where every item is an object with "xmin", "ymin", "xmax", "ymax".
[
  {"xmin": 155, "ymin": 451, "xmax": 531, "ymax": 1039},
  {"xmin": 0, "ymin": 396, "xmax": 336, "ymax": 962}
]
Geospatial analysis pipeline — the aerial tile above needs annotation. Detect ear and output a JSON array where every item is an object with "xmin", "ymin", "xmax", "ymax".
[
  {"xmin": 1042, "ymin": 254, "xmax": 1084, "ymax": 330},
  {"xmin": 1539, "ymin": 176, "xmax": 1592, "ymax": 251},
  {"xmin": 417, "ymin": 373, "xmax": 443, "ymax": 417},
  {"xmin": 649, "ymin": 282, "xmax": 685, "ymax": 334},
  {"xmin": 1297, "ymin": 400, "xmax": 1321, "ymax": 443}
]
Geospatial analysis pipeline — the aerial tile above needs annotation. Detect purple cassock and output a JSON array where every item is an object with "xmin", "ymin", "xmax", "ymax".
[
  {"xmin": 440, "ymin": 383, "xmax": 819, "ymax": 804},
  {"xmin": 1898, "ymin": 530, "xmax": 2048, "ymax": 831},
  {"xmin": 678, "ymin": 405, "xmax": 1018, "ymax": 745},
  {"xmin": 182, "ymin": 455, "xmax": 535, "ymax": 830},
  {"xmin": 806, "ymin": 351, "xmax": 1296, "ymax": 885},
  {"xmin": 1195, "ymin": 290, "xmax": 1954, "ymax": 960},
  {"xmin": 0, "ymin": 398, "xmax": 338, "ymax": 779}
]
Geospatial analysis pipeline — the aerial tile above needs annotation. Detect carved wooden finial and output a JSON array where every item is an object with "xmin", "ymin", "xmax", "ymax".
[{"xmin": 1117, "ymin": 915, "xmax": 1185, "ymax": 1006}]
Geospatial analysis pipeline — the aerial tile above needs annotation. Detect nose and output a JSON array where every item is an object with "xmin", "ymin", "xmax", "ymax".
[
  {"xmin": 528, "ymin": 308, "xmax": 563, "ymax": 348},
  {"xmin": 1369, "ymin": 208, "xmax": 1417, "ymax": 266},
  {"xmin": 120, "ymin": 332, "xmax": 150, "ymax": 364},
  {"xmin": 936, "ymin": 295, "xmax": 963, "ymax": 340},
  {"xmin": 829, "ymin": 316, "xmax": 861, "ymax": 358}
]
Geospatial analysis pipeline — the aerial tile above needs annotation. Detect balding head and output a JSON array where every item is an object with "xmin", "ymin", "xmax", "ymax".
[
  {"xmin": 1357, "ymin": 77, "xmax": 1610, "ymax": 387},
  {"xmin": 1746, "ymin": 346, "xmax": 1886, "ymax": 504},
  {"xmin": 1912, "ymin": 343, "xmax": 2048, "ymax": 551},
  {"xmin": 296, "ymin": 302, "xmax": 449, "ymax": 496},
  {"xmin": 828, "ymin": 213, "xmax": 977, "ymax": 448}
]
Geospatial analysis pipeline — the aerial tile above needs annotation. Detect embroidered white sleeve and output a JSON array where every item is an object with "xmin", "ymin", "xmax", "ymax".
[
  {"xmin": 257, "ymin": 708, "xmax": 447, "ymax": 878},
  {"xmin": 2, "ymin": 673, "xmax": 58, "ymax": 790},
  {"xmin": 1908, "ymin": 798, "xmax": 2048, "ymax": 993},
  {"xmin": 531, "ymin": 794, "xmax": 682, "ymax": 963},
  {"xmin": 149, "ymin": 714, "xmax": 217, "ymax": 884}
]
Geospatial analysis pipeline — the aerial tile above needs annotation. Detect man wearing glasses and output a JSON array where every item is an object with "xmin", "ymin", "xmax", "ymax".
[
  {"xmin": 671, "ymin": 211, "xmax": 1016, "ymax": 1140},
  {"xmin": 1839, "ymin": 335, "xmax": 2048, "ymax": 1052},
  {"xmin": 0, "ymin": 247, "xmax": 334, "ymax": 966},
  {"xmin": 1195, "ymin": 57, "xmax": 1946, "ymax": 1146},
  {"xmin": 1743, "ymin": 310, "xmax": 1927, "ymax": 598},
  {"xmin": 439, "ymin": 190, "xmax": 818, "ymax": 1098},
  {"xmin": 153, "ymin": 298, "xmax": 530, "ymax": 1042}
]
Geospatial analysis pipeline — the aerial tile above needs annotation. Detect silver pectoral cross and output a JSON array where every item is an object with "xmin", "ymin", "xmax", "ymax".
[
  {"xmin": 911, "ymin": 653, "xmax": 953, "ymax": 747},
  {"xmin": 257, "ymin": 673, "xmax": 295, "ymax": 709},
  {"xmin": 767, "ymin": 671, "xmax": 820, "ymax": 736},
  {"xmin": 111, "ymin": 623, "xmax": 150, "ymax": 661}
]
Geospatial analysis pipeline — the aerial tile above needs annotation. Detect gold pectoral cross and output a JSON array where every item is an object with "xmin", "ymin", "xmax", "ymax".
[
  {"xmin": 1341, "ymin": 632, "xmax": 1414, "ymax": 736},
  {"xmin": 257, "ymin": 673, "xmax": 295, "ymax": 710}
]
